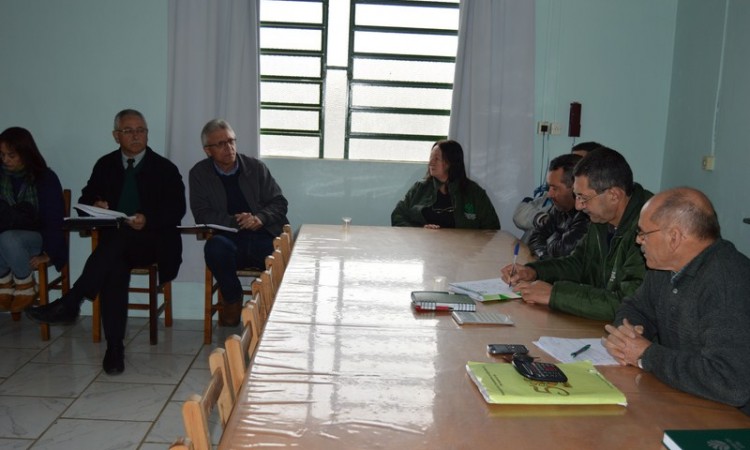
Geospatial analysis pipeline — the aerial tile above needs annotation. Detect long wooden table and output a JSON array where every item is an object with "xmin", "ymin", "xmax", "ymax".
[{"xmin": 219, "ymin": 225, "xmax": 750, "ymax": 449}]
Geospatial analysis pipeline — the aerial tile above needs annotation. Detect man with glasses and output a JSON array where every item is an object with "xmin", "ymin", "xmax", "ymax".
[
  {"xmin": 501, "ymin": 147, "xmax": 651, "ymax": 320},
  {"xmin": 27, "ymin": 109, "xmax": 186, "ymax": 375},
  {"xmin": 189, "ymin": 119, "xmax": 288, "ymax": 326},
  {"xmin": 603, "ymin": 187, "xmax": 750, "ymax": 415}
]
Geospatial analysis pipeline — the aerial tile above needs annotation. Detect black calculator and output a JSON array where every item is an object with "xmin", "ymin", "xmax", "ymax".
[{"xmin": 512, "ymin": 354, "xmax": 568, "ymax": 383}]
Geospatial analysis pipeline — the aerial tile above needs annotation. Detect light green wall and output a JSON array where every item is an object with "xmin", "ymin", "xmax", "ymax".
[
  {"xmin": 662, "ymin": 0, "xmax": 750, "ymax": 255},
  {"xmin": 534, "ymin": 0, "xmax": 677, "ymax": 192}
]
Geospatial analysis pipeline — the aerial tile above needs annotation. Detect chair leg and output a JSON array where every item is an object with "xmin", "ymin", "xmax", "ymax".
[
  {"xmin": 164, "ymin": 281, "xmax": 173, "ymax": 328},
  {"xmin": 93, "ymin": 296, "xmax": 102, "ymax": 343},
  {"xmin": 204, "ymin": 268, "xmax": 214, "ymax": 345},
  {"xmin": 148, "ymin": 266, "xmax": 158, "ymax": 345},
  {"xmin": 37, "ymin": 266, "xmax": 51, "ymax": 341}
]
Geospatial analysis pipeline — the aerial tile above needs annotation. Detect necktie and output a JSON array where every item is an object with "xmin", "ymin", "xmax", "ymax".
[{"xmin": 126, "ymin": 158, "xmax": 135, "ymax": 170}]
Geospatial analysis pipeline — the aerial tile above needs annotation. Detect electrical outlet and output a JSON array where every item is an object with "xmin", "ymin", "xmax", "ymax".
[
  {"xmin": 537, "ymin": 121, "xmax": 550, "ymax": 134},
  {"xmin": 550, "ymin": 122, "xmax": 562, "ymax": 135},
  {"xmin": 702, "ymin": 155, "xmax": 715, "ymax": 171}
]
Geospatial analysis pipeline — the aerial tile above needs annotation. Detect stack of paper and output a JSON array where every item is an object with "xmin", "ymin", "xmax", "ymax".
[
  {"xmin": 73, "ymin": 203, "xmax": 133, "ymax": 219},
  {"xmin": 449, "ymin": 278, "xmax": 521, "ymax": 302},
  {"xmin": 533, "ymin": 337, "xmax": 618, "ymax": 365},
  {"xmin": 466, "ymin": 360, "xmax": 627, "ymax": 406}
]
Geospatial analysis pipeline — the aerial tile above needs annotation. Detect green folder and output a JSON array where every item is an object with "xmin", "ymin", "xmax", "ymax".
[
  {"xmin": 663, "ymin": 428, "xmax": 750, "ymax": 450},
  {"xmin": 466, "ymin": 360, "xmax": 627, "ymax": 406}
]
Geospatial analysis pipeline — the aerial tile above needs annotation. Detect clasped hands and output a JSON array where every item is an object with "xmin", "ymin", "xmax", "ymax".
[
  {"xmin": 499, "ymin": 264, "xmax": 552, "ymax": 305},
  {"xmin": 602, "ymin": 319, "xmax": 651, "ymax": 367},
  {"xmin": 236, "ymin": 212, "xmax": 263, "ymax": 231}
]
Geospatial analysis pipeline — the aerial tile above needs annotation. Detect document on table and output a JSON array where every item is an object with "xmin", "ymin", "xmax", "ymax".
[
  {"xmin": 73, "ymin": 203, "xmax": 134, "ymax": 220},
  {"xmin": 533, "ymin": 336, "xmax": 619, "ymax": 365}
]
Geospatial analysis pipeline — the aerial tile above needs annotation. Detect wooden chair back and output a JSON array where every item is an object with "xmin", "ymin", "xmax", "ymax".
[
  {"xmin": 225, "ymin": 302, "xmax": 260, "ymax": 397},
  {"xmin": 182, "ymin": 348, "xmax": 233, "ymax": 450}
]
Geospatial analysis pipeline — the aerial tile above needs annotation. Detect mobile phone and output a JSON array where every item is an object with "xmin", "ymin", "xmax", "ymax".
[
  {"xmin": 487, "ymin": 344, "xmax": 529, "ymax": 356},
  {"xmin": 511, "ymin": 354, "xmax": 568, "ymax": 383}
]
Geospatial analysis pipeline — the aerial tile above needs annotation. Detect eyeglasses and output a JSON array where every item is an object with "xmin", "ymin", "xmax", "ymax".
[
  {"xmin": 574, "ymin": 189, "xmax": 608, "ymax": 205},
  {"xmin": 204, "ymin": 138, "xmax": 237, "ymax": 150},
  {"xmin": 636, "ymin": 228, "xmax": 662, "ymax": 239},
  {"xmin": 117, "ymin": 127, "xmax": 148, "ymax": 136}
]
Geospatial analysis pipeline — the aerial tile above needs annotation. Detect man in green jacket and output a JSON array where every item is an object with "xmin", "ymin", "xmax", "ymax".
[{"xmin": 501, "ymin": 147, "xmax": 651, "ymax": 320}]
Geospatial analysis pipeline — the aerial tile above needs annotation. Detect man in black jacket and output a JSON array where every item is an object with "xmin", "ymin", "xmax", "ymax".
[
  {"xmin": 527, "ymin": 153, "xmax": 590, "ymax": 259},
  {"xmin": 26, "ymin": 109, "xmax": 186, "ymax": 375}
]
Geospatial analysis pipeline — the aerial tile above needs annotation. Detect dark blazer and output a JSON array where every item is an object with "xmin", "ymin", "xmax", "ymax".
[{"xmin": 79, "ymin": 147, "xmax": 186, "ymax": 283}]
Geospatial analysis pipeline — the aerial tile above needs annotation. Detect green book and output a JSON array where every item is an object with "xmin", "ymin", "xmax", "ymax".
[
  {"xmin": 411, "ymin": 291, "xmax": 476, "ymax": 312},
  {"xmin": 663, "ymin": 428, "xmax": 750, "ymax": 450},
  {"xmin": 466, "ymin": 360, "xmax": 626, "ymax": 406}
]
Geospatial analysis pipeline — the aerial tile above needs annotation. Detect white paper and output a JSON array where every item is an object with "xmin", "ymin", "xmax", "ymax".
[
  {"xmin": 449, "ymin": 277, "xmax": 521, "ymax": 302},
  {"xmin": 177, "ymin": 224, "xmax": 239, "ymax": 233},
  {"xmin": 533, "ymin": 336, "xmax": 619, "ymax": 365},
  {"xmin": 74, "ymin": 203, "xmax": 133, "ymax": 219}
]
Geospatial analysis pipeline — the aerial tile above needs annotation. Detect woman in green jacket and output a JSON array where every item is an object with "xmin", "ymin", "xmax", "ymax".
[{"xmin": 391, "ymin": 140, "xmax": 500, "ymax": 229}]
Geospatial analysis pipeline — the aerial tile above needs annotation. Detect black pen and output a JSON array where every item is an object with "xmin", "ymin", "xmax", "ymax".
[{"xmin": 570, "ymin": 344, "xmax": 591, "ymax": 358}]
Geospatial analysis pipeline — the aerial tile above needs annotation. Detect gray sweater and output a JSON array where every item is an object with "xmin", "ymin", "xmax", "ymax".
[{"xmin": 616, "ymin": 239, "xmax": 750, "ymax": 413}]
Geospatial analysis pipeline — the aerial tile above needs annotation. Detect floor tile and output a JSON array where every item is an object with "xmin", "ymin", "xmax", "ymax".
[
  {"xmin": 31, "ymin": 337, "xmax": 105, "ymax": 366},
  {"xmin": 0, "ymin": 438, "xmax": 32, "ymax": 449},
  {"xmin": 0, "ymin": 315, "xmax": 61, "ymax": 350},
  {"xmin": 0, "ymin": 363, "xmax": 100, "ymax": 397},
  {"xmin": 144, "ymin": 400, "xmax": 183, "ymax": 445},
  {"xmin": 171, "ymin": 367, "xmax": 210, "ymax": 401},
  {"xmin": 128, "ymin": 329, "xmax": 205, "ymax": 356},
  {"xmin": 30, "ymin": 418, "xmax": 150, "ymax": 450},
  {"xmin": 0, "ymin": 348, "xmax": 40, "ymax": 378},
  {"xmin": 95, "ymin": 353, "xmax": 193, "ymax": 385},
  {"xmin": 0, "ymin": 396, "xmax": 72, "ymax": 439},
  {"xmin": 63, "ymin": 381, "xmax": 174, "ymax": 421}
]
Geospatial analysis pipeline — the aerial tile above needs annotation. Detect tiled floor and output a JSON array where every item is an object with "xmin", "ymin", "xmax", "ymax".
[{"xmin": 0, "ymin": 312, "xmax": 232, "ymax": 449}]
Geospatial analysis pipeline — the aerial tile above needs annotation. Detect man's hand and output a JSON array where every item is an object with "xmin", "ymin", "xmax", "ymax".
[
  {"xmin": 603, "ymin": 318, "xmax": 650, "ymax": 367},
  {"xmin": 126, "ymin": 213, "xmax": 147, "ymax": 231},
  {"xmin": 515, "ymin": 280, "xmax": 552, "ymax": 305},
  {"xmin": 235, "ymin": 212, "xmax": 264, "ymax": 231},
  {"xmin": 500, "ymin": 264, "xmax": 537, "ymax": 285},
  {"xmin": 93, "ymin": 200, "xmax": 109, "ymax": 209},
  {"xmin": 423, "ymin": 224, "xmax": 441, "ymax": 229}
]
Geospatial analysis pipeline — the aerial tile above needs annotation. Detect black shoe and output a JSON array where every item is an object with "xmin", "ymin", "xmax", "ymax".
[
  {"xmin": 24, "ymin": 296, "xmax": 80, "ymax": 325},
  {"xmin": 103, "ymin": 343, "xmax": 125, "ymax": 375}
]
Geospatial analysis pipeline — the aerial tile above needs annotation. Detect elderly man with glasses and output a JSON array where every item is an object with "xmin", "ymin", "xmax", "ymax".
[
  {"xmin": 27, "ymin": 109, "xmax": 186, "ymax": 375},
  {"xmin": 189, "ymin": 119, "xmax": 288, "ymax": 327},
  {"xmin": 603, "ymin": 187, "xmax": 750, "ymax": 415},
  {"xmin": 501, "ymin": 147, "xmax": 652, "ymax": 320}
]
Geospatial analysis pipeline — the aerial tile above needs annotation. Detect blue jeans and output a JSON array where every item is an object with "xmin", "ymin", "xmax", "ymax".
[
  {"xmin": 205, "ymin": 231, "xmax": 274, "ymax": 304},
  {"xmin": 0, "ymin": 230, "xmax": 42, "ymax": 279}
]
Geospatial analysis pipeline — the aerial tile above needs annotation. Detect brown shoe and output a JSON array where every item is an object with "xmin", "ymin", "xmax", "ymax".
[
  {"xmin": 10, "ymin": 276, "xmax": 38, "ymax": 313},
  {"xmin": 219, "ymin": 300, "xmax": 242, "ymax": 327},
  {"xmin": 1, "ymin": 274, "xmax": 15, "ymax": 311}
]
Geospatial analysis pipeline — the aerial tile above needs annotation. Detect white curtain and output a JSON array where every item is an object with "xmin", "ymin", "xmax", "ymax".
[
  {"xmin": 167, "ymin": 0, "xmax": 260, "ymax": 281},
  {"xmin": 449, "ymin": 1, "xmax": 535, "ymax": 234}
]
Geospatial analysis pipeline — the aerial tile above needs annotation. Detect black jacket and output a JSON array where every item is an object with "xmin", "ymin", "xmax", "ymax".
[{"xmin": 79, "ymin": 147, "xmax": 186, "ymax": 283}]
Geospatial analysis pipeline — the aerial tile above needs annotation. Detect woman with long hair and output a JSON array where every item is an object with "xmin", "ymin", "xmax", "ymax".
[
  {"xmin": 391, "ymin": 140, "xmax": 500, "ymax": 229},
  {"xmin": 0, "ymin": 127, "xmax": 66, "ymax": 312}
]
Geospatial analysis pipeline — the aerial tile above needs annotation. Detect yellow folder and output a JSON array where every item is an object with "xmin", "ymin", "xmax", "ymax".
[{"xmin": 466, "ymin": 360, "xmax": 627, "ymax": 406}]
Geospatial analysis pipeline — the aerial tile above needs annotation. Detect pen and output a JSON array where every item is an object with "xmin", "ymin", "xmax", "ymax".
[
  {"xmin": 508, "ymin": 241, "xmax": 520, "ymax": 288},
  {"xmin": 570, "ymin": 344, "xmax": 591, "ymax": 358}
]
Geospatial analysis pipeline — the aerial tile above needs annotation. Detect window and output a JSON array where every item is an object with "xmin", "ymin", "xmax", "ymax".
[{"xmin": 259, "ymin": 0, "xmax": 460, "ymax": 161}]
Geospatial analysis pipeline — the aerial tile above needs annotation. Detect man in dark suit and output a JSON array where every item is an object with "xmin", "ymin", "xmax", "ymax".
[{"xmin": 26, "ymin": 109, "xmax": 186, "ymax": 375}]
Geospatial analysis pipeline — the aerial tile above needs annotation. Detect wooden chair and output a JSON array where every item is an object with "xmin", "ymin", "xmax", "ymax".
[
  {"xmin": 273, "ymin": 231, "xmax": 293, "ymax": 266},
  {"xmin": 14, "ymin": 189, "xmax": 72, "ymax": 341},
  {"xmin": 225, "ymin": 301, "xmax": 260, "ymax": 397},
  {"xmin": 204, "ymin": 264, "xmax": 261, "ymax": 345},
  {"xmin": 169, "ymin": 437, "xmax": 193, "ymax": 450},
  {"xmin": 91, "ymin": 263, "xmax": 172, "ymax": 345},
  {"xmin": 251, "ymin": 270, "xmax": 276, "ymax": 325},
  {"xmin": 203, "ymin": 224, "xmax": 291, "ymax": 344},
  {"xmin": 182, "ymin": 348, "xmax": 234, "ymax": 450}
]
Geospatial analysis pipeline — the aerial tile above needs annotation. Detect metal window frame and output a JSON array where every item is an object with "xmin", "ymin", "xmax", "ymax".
[{"xmin": 259, "ymin": 0, "xmax": 459, "ymax": 160}]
